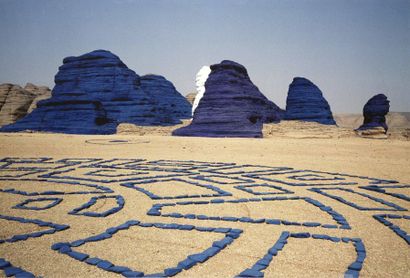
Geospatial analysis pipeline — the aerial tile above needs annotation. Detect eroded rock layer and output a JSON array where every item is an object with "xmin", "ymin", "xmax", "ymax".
[
  {"xmin": 1, "ymin": 50, "xmax": 183, "ymax": 134},
  {"xmin": 284, "ymin": 77, "xmax": 336, "ymax": 125},
  {"xmin": 140, "ymin": 74, "xmax": 192, "ymax": 121},
  {"xmin": 0, "ymin": 83, "xmax": 51, "ymax": 127},
  {"xmin": 356, "ymin": 93, "xmax": 390, "ymax": 134}
]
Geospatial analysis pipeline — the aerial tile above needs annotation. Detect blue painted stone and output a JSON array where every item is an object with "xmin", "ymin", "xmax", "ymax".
[
  {"xmin": 238, "ymin": 268, "xmax": 263, "ymax": 277},
  {"xmin": 68, "ymin": 251, "xmax": 89, "ymax": 261},
  {"xmin": 140, "ymin": 74, "xmax": 192, "ymax": 121},
  {"xmin": 1, "ymin": 50, "xmax": 187, "ymax": 134},
  {"xmin": 356, "ymin": 94, "xmax": 390, "ymax": 132},
  {"xmin": 85, "ymin": 257, "xmax": 101, "ymax": 265},
  {"xmin": 284, "ymin": 77, "xmax": 336, "ymax": 125},
  {"xmin": 96, "ymin": 260, "xmax": 113, "ymax": 270},
  {"xmin": 14, "ymin": 271, "xmax": 35, "ymax": 278},
  {"xmin": 0, "ymin": 259, "xmax": 11, "ymax": 268},
  {"xmin": 108, "ymin": 266, "xmax": 132, "ymax": 273},
  {"xmin": 173, "ymin": 60, "xmax": 283, "ymax": 138},
  {"xmin": 177, "ymin": 258, "xmax": 197, "ymax": 270},
  {"xmin": 4, "ymin": 266, "xmax": 23, "ymax": 276},
  {"xmin": 122, "ymin": 270, "xmax": 144, "ymax": 277},
  {"xmin": 164, "ymin": 267, "xmax": 182, "ymax": 276},
  {"xmin": 348, "ymin": 262, "xmax": 363, "ymax": 271}
]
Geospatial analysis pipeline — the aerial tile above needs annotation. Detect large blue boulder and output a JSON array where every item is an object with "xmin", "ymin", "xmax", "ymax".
[
  {"xmin": 140, "ymin": 74, "xmax": 192, "ymax": 121},
  {"xmin": 0, "ymin": 50, "xmax": 185, "ymax": 134},
  {"xmin": 357, "ymin": 94, "xmax": 390, "ymax": 132},
  {"xmin": 172, "ymin": 60, "xmax": 283, "ymax": 138},
  {"xmin": 284, "ymin": 77, "xmax": 336, "ymax": 125}
]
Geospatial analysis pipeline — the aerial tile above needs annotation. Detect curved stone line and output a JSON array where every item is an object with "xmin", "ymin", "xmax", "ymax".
[
  {"xmin": 0, "ymin": 258, "xmax": 35, "ymax": 278},
  {"xmin": 68, "ymin": 195, "xmax": 125, "ymax": 217},
  {"xmin": 121, "ymin": 177, "xmax": 232, "ymax": 200},
  {"xmin": 309, "ymin": 187, "xmax": 407, "ymax": 211},
  {"xmin": 201, "ymin": 164, "xmax": 293, "ymax": 175},
  {"xmin": 244, "ymin": 168, "xmax": 398, "ymax": 187},
  {"xmin": 234, "ymin": 184, "xmax": 294, "ymax": 196},
  {"xmin": 0, "ymin": 214, "xmax": 69, "ymax": 244},
  {"xmin": 237, "ymin": 231, "xmax": 366, "ymax": 278},
  {"xmin": 373, "ymin": 214, "xmax": 410, "ymax": 244},
  {"xmin": 287, "ymin": 173, "xmax": 345, "ymax": 181},
  {"xmin": 189, "ymin": 174, "xmax": 255, "ymax": 185},
  {"xmin": 13, "ymin": 197, "xmax": 63, "ymax": 210},
  {"xmin": 148, "ymin": 196, "xmax": 350, "ymax": 229},
  {"xmin": 51, "ymin": 219, "xmax": 242, "ymax": 277},
  {"xmin": 360, "ymin": 185, "xmax": 410, "ymax": 202},
  {"xmin": 40, "ymin": 167, "xmax": 186, "ymax": 184},
  {"xmin": 0, "ymin": 178, "xmax": 113, "ymax": 196}
]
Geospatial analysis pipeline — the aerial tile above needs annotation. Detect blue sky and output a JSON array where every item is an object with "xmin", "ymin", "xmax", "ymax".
[{"xmin": 0, "ymin": 0, "xmax": 409, "ymax": 112}]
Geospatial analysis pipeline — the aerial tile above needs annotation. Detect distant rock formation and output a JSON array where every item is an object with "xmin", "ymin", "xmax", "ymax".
[
  {"xmin": 1, "ymin": 50, "xmax": 186, "ymax": 134},
  {"xmin": 0, "ymin": 83, "xmax": 51, "ymax": 127},
  {"xmin": 192, "ymin": 66, "xmax": 211, "ymax": 115},
  {"xmin": 185, "ymin": 92, "xmax": 197, "ymax": 105},
  {"xmin": 284, "ymin": 77, "xmax": 336, "ymax": 125},
  {"xmin": 25, "ymin": 83, "xmax": 52, "ymax": 113},
  {"xmin": 140, "ymin": 74, "xmax": 191, "ymax": 121},
  {"xmin": 356, "ymin": 94, "xmax": 390, "ymax": 134},
  {"xmin": 173, "ymin": 60, "xmax": 282, "ymax": 138}
]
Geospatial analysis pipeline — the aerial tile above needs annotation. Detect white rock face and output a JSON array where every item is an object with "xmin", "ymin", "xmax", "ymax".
[{"xmin": 192, "ymin": 65, "xmax": 211, "ymax": 116}]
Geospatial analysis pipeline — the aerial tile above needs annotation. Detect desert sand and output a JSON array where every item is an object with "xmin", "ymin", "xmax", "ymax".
[{"xmin": 0, "ymin": 126, "xmax": 409, "ymax": 277}]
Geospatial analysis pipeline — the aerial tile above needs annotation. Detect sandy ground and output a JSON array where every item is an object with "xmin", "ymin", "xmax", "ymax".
[{"xmin": 0, "ymin": 130, "xmax": 409, "ymax": 277}]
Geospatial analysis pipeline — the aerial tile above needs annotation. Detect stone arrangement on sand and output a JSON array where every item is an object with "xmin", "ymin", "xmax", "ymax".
[
  {"xmin": 0, "ymin": 50, "xmax": 191, "ymax": 134},
  {"xmin": 284, "ymin": 77, "xmax": 336, "ymax": 125},
  {"xmin": 140, "ymin": 74, "xmax": 192, "ymax": 121},
  {"xmin": 2, "ymin": 156, "xmax": 408, "ymax": 277},
  {"xmin": 0, "ymin": 83, "xmax": 51, "ymax": 127},
  {"xmin": 356, "ymin": 94, "xmax": 390, "ymax": 137},
  {"xmin": 173, "ymin": 60, "xmax": 283, "ymax": 138}
]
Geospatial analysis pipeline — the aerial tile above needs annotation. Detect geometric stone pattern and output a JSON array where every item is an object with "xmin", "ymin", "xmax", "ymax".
[{"xmin": 0, "ymin": 157, "xmax": 408, "ymax": 277}]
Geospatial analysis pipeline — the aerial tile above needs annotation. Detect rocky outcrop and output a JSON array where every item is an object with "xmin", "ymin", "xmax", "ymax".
[
  {"xmin": 284, "ymin": 77, "xmax": 336, "ymax": 125},
  {"xmin": 24, "ymin": 83, "xmax": 52, "ymax": 113},
  {"xmin": 356, "ymin": 94, "xmax": 390, "ymax": 133},
  {"xmin": 192, "ymin": 66, "xmax": 211, "ymax": 115},
  {"xmin": 185, "ymin": 92, "xmax": 197, "ymax": 105},
  {"xmin": 140, "ymin": 74, "xmax": 191, "ymax": 121},
  {"xmin": 0, "ymin": 83, "xmax": 51, "ymax": 127},
  {"xmin": 1, "ymin": 50, "xmax": 185, "ymax": 134},
  {"xmin": 173, "ymin": 60, "xmax": 282, "ymax": 138}
]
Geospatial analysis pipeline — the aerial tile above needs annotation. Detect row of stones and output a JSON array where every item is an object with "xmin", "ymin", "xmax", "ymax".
[
  {"xmin": 0, "ymin": 214, "xmax": 69, "ymax": 244},
  {"xmin": 148, "ymin": 196, "xmax": 351, "ymax": 229},
  {"xmin": 68, "ymin": 195, "xmax": 125, "ymax": 217},
  {"xmin": 0, "ymin": 178, "xmax": 113, "ymax": 196},
  {"xmin": 51, "ymin": 220, "xmax": 242, "ymax": 277},
  {"xmin": 242, "ymin": 168, "xmax": 398, "ymax": 187},
  {"xmin": 0, "ymin": 258, "xmax": 35, "ymax": 278},
  {"xmin": 13, "ymin": 197, "xmax": 62, "ymax": 210},
  {"xmin": 237, "ymin": 232, "xmax": 366, "ymax": 278},
  {"xmin": 121, "ymin": 177, "xmax": 232, "ymax": 200},
  {"xmin": 373, "ymin": 214, "xmax": 410, "ymax": 244},
  {"xmin": 309, "ymin": 187, "xmax": 407, "ymax": 211},
  {"xmin": 360, "ymin": 185, "xmax": 410, "ymax": 202}
]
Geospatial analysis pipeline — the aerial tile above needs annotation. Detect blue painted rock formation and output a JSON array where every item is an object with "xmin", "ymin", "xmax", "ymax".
[
  {"xmin": 172, "ymin": 60, "xmax": 282, "ymax": 138},
  {"xmin": 357, "ymin": 94, "xmax": 390, "ymax": 132},
  {"xmin": 140, "ymin": 74, "xmax": 192, "ymax": 121},
  {"xmin": 1, "ymin": 50, "xmax": 185, "ymax": 134},
  {"xmin": 284, "ymin": 77, "xmax": 336, "ymax": 125}
]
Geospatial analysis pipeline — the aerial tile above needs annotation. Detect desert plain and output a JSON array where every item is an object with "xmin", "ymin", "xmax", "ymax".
[{"xmin": 0, "ymin": 121, "xmax": 409, "ymax": 277}]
